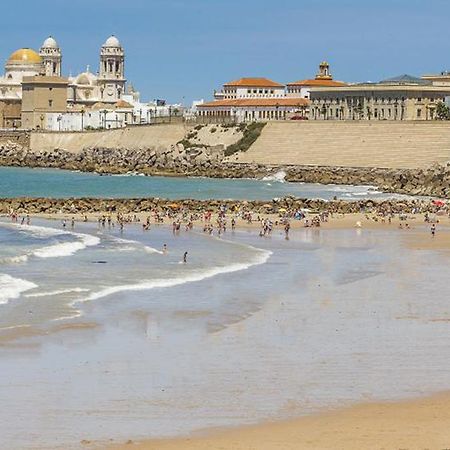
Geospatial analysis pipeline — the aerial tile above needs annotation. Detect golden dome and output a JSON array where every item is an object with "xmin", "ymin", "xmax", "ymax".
[{"xmin": 7, "ymin": 48, "xmax": 42, "ymax": 64}]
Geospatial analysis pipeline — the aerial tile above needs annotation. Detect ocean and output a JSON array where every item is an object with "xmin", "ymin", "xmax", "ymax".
[
  {"xmin": 1, "ymin": 218, "xmax": 450, "ymax": 448},
  {"xmin": 0, "ymin": 166, "xmax": 412, "ymax": 200}
]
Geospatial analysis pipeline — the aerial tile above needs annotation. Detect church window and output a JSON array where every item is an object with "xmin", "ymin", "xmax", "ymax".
[{"xmin": 417, "ymin": 109, "xmax": 422, "ymax": 118}]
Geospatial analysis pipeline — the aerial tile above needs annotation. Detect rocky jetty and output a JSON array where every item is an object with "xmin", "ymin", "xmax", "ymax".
[
  {"xmin": 1, "ymin": 140, "xmax": 450, "ymax": 198},
  {"xmin": 0, "ymin": 196, "xmax": 438, "ymax": 216}
]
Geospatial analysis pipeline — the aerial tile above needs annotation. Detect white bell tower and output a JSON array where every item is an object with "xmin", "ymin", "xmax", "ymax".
[
  {"xmin": 39, "ymin": 36, "xmax": 62, "ymax": 77},
  {"xmin": 98, "ymin": 35, "xmax": 126, "ymax": 102}
]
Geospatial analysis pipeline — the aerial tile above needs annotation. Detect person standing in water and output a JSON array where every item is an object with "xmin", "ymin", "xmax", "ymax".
[
  {"xmin": 162, "ymin": 244, "xmax": 168, "ymax": 254},
  {"xmin": 431, "ymin": 223, "xmax": 436, "ymax": 237},
  {"xmin": 183, "ymin": 251, "xmax": 188, "ymax": 263}
]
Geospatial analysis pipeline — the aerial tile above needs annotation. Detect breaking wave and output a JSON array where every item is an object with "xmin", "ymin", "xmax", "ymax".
[
  {"xmin": 0, "ymin": 223, "xmax": 100, "ymax": 260},
  {"xmin": 78, "ymin": 248, "xmax": 272, "ymax": 303},
  {"xmin": 0, "ymin": 273, "xmax": 37, "ymax": 305}
]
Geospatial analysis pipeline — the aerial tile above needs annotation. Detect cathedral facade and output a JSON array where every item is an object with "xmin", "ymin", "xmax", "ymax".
[{"xmin": 0, "ymin": 35, "xmax": 127, "ymax": 127}]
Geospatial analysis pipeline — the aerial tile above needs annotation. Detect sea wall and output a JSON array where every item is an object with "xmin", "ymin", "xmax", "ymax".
[
  {"xmin": 232, "ymin": 121, "xmax": 450, "ymax": 170},
  {"xmin": 0, "ymin": 130, "xmax": 30, "ymax": 148},
  {"xmin": 29, "ymin": 124, "xmax": 187, "ymax": 153}
]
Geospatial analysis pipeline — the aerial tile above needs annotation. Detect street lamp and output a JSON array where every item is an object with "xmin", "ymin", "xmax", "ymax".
[{"xmin": 81, "ymin": 108, "xmax": 85, "ymax": 131}]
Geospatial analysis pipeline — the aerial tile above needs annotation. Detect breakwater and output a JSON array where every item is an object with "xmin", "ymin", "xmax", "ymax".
[{"xmin": 0, "ymin": 196, "xmax": 438, "ymax": 216}]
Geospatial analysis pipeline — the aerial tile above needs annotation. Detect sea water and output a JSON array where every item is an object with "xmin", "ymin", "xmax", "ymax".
[
  {"xmin": 1, "ymin": 219, "xmax": 450, "ymax": 448},
  {"xmin": 0, "ymin": 166, "xmax": 412, "ymax": 200}
]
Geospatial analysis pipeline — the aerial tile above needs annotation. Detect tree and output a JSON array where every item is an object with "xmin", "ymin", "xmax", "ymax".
[{"xmin": 435, "ymin": 101, "xmax": 450, "ymax": 120}]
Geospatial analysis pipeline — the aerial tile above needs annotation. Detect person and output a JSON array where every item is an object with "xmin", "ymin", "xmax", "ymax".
[
  {"xmin": 183, "ymin": 251, "xmax": 188, "ymax": 263},
  {"xmin": 431, "ymin": 223, "xmax": 436, "ymax": 237},
  {"xmin": 162, "ymin": 244, "xmax": 167, "ymax": 254}
]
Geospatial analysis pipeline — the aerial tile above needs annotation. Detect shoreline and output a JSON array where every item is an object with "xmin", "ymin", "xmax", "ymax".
[{"xmin": 106, "ymin": 391, "xmax": 450, "ymax": 450}]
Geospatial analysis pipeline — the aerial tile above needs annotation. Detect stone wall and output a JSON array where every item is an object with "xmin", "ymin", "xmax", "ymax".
[{"xmin": 0, "ymin": 130, "xmax": 30, "ymax": 148}]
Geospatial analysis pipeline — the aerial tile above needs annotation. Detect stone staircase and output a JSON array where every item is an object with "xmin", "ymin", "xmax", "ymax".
[{"xmin": 233, "ymin": 121, "xmax": 450, "ymax": 169}]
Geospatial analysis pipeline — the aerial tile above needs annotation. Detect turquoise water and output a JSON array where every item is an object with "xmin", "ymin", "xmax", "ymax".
[
  {"xmin": 2, "ymin": 218, "xmax": 450, "ymax": 448},
  {"xmin": 0, "ymin": 166, "xmax": 409, "ymax": 200}
]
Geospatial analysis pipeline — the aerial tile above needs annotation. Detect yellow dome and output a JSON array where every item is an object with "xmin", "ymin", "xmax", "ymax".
[{"xmin": 7, "ymin": 48, "xmax": 42, "ymax": 64}]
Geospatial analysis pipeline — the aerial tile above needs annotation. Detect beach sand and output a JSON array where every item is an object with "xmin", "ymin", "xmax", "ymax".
[{"xmin": 107, "ymin": 393, "xmax": 450, "ymax": 450}]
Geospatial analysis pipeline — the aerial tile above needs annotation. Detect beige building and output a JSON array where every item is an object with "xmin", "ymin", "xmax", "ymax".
[
  {"xmin": 197, "ymin": 97, "xmax": 309, "ymax": 123},
  {"xmin": 0, "ymin": 35, "xmax": 128, "ymax": 128},
  {"xmin": 21, "ymin": 76, "xmax": 68, "ymax": 129},
  {"xmin": 309, "ymin": 75, "xmax": 450, "ymax": 121}
]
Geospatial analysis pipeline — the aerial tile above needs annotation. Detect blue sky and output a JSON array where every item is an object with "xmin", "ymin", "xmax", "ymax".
[{"xmin": 0, "ymin": 0, "xmax": 448, "ymax": 104}]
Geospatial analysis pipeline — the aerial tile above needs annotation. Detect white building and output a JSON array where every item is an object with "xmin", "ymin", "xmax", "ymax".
[{"xmin": 214, "ymin": 77, "xmax": 286, "ymax": 100}]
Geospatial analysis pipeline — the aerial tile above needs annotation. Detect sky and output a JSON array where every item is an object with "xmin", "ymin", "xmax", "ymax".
[{"xmin": 0, "ymin": 0, "xmax": 449, "ymax": 104}]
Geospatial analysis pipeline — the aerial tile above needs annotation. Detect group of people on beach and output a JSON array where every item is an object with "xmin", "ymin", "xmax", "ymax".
[{"xmin": 6, "ymin": 199, "xmax": 448, "ymax": 258}]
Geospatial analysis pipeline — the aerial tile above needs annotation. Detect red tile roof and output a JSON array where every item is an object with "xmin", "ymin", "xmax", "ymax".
[
  {"xmin": 287, "ymin": 79, "xmax": 347, "ymax": 87},
  {"xmin": 198, "ymin": 98, "xmax": 310, "ymax": 108},
  {"xmin": 223, "ymin": 77, "xmax": 285, "ymax": 88}
]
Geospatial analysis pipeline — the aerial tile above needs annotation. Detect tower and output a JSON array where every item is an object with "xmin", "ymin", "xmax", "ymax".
[
  {"xmin": 98, "ymin": 35, "xmax": 126, "ymax": 102},
  {"xmin": 39, "ymin": 36, "xmax": 62, "ymax": 77},
  {"xmin": 316, "ymin": 61, "xmax": 332, "ymax": 80}
]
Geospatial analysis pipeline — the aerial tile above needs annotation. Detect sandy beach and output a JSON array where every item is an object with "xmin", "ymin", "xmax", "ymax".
[
  {"xmin": 2, "ymin": 208, "xmax": 450, "ymax": 449},
  {"xmin": 106, "ymin": 393, "xmax": 450, "ymax": 449}
]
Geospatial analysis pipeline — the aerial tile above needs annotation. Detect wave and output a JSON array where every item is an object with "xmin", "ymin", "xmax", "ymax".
[
  {"xmin": 77, "ymin": 248, "xmax": 272, "ymax": 303},
  {"xmin": 108, "ymin": 236, "xmax": 163, "ymax": 254},
  {"xmin": 25, "ymin": 287, "xmax": 90, "ymax": 298},
  {"xmin": 262, "ymin": 170, "xmax": 287, "ymax": 183},
  {"xmin": 32, "ymin": 232, "xmax": 100, "ymax": 258},
  {"xmin": 0, "ymin": 255, "xmax": 29, "ymax": 265},
  {"xmin": 0, "ymin": 273, "xmax": 38, "ymax": 305},
  {"xmin": 0, "ymin": 222, "xmax": 100, "ymax": 259}
]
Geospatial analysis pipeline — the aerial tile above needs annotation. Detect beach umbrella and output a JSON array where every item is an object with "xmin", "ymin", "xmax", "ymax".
[
  {"xmin": 262, "ymin": 204, "xmax": 272, "ymax": 208},
  {"xmin": 433, "ymin": 199, "xmax": 445, "ymax": 207},
  {"xmin": 168, "ymin": 203, "xmax": 179, "ymax": 208},
  {"xmin": 278, "ymin": 208, "xmax": 287, "ymax": 212}
]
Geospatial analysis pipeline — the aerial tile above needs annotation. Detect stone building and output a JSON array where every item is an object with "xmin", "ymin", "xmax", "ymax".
[
  {"xmin": 21, "ymin": 76, "xmax": 68, "ymax": 129},
  {"xmin": 0, "ymin": 35, "xmax": 128, "ymax": 128},
  {"xmin": 309, "ymin": 75, "xmax": 450, "ymax": 121},
  {"xmin": 197, "ymin": 98, "xmax": 309, "ymax": 123}
]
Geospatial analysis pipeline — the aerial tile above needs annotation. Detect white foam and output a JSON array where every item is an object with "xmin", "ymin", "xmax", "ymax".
[
  {"xmin": 0, "ymin": 222, "xmax": 100, "ymax": 259},
  {"xmin": 0, "ymin": 274, "xmax": 38, "ymax": 305},
  {"xmin": 110, "ymin": 236, "xmax": 163, "ymax": 254},
  {"xmin": 78, "ymin": 248, "xmax": 272, "ymax": 303},
  {"xmin": 0, "ymin": 255, "xmax": 29, "ymax": 265},
  {"xmin": 25, "ymin": 287, "xmax": 90, "ymax": 298},
  {"xmin": 32, "ymin": 233, "xmax": 100, "ymax": 258},
  {"xmin": 262, "ymin": 170, "xmax": 287, "ymax": 183}
]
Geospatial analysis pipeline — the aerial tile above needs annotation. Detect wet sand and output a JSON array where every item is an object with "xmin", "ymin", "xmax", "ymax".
[{"xmin": 108, "ymin": 393, "xmax": 450, "ymax": 450}]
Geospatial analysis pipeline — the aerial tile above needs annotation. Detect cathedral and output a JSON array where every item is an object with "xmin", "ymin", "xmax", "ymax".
[{"xmin": 0, "ymin": 35, "xmax": 127, "ymax": 127}]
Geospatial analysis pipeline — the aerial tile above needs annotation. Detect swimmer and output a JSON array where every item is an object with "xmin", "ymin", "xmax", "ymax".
[
  {"xmin": 163, "ymin": 244, "xmax": 168, "ymax": 254},
  {"xmin": 183, "ymin": 251, "xmax": 188, "ymax": 263}
]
